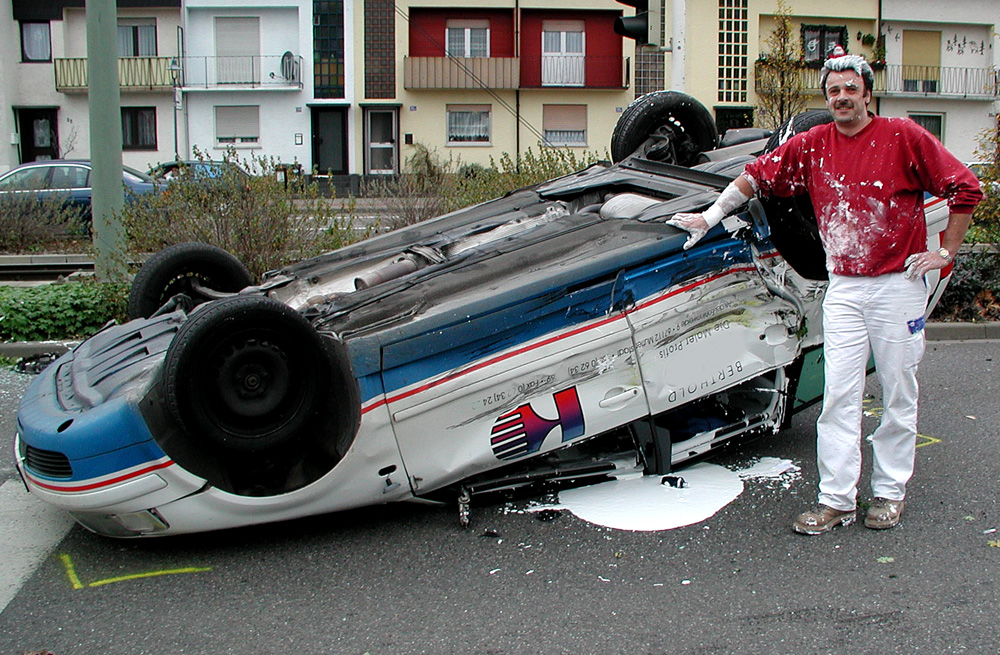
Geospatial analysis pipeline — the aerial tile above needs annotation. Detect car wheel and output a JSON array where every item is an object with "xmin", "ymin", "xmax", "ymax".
[
  {"xmin": 163, "ymin": 295, "xmax": 330, "ymax": 455},
  {"xmin": 763, "ymin": 109, "xmax": 832, "ymax": 153},
  {"xmin": 759, "ymin": 110, "xmax": 833, "ymax": 282},
  {"xmin": 611, "ymin": 91, "xmax": 719, "ymax": 165},
  {"xmin": 128, "ymin": 242, "xmax": 254, "ymax": 320}
]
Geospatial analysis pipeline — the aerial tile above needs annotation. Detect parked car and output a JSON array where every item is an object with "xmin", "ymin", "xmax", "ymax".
[
  {"xmin": 13, "ymin": 93, "xmax": 957, "ymax": 538},
  {"xmin": 148, "ymin": 160, "xmax": 250, "ymax": 184},
  {"xmin": 0, "ymin": 159, "xmax": 157, "ymax": 219}
]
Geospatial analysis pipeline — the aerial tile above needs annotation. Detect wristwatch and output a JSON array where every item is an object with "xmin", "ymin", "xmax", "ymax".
[{"xmin": 936, "ymin": 247, "xmax": 953, "ymax": 263}]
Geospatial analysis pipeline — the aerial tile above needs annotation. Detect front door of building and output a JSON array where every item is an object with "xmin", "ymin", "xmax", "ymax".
[
  {"xmin": 364, "ymin": 108, "xmax": 397, "ymax": 175},
  {"xmin": 311, "ymin": 107, "xmax": 348, "ymax": 176},
  {"xmin": 17, "ymin": 108, "xmax": 59, "ymax": 162}
]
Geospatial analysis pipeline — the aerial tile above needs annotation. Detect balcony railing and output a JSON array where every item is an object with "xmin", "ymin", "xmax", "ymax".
[
  {"xmin": 404, "ymin": 56, "xmax": 520, "ymax": 90},
  {"xmin": 405, "ymin": 55, "xmax": 629, "ymax": 90},
  {"xmin": 754, "ymin": 62, "xmax": 998, "ymax": 100},
  {"xmin": 178, "ymin": 54, "xmax": 303, "ymax": 89},
  {"xmin": 54, "ymin": 56, "xmax": 175, "ymax": 93},
  {"xmin": 881, "ymin": 65, "xmax": 998, "ymax": 99}
]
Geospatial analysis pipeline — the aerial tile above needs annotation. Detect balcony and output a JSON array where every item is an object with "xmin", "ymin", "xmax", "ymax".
[
  {"xmin": 178, "ymin": 54, "xmax": 303, "ymax": 90},
  {"xmin": 404, "ymin": 56, "xmax": 520, "ymax": 90},
  {"xmin": 54, "ymin": 56, "xmax": 175, "ymax": 93},
  {"xmin": 519, "ymin": 55, "xmax": 629, "ymax": 89},
  {"xmin": 404, "ymin": 55, "xmax": 629, "ymax": 90},
  {"xmin": 882, "ymin": 65, "xmax": 998, "ymax": 100},
  {"xmin": 754, "ymin": 62, "xmax": 998, "ymax": 101}
]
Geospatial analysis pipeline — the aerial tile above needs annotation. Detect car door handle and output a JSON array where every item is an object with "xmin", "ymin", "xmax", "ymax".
[{"xmin": 599, "ymin": 386, "xmax": 640, "ymax": 408}]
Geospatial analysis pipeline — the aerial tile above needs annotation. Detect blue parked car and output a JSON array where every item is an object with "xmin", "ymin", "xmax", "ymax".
[{"xmin": 0, "ymin": 159, "xmax": 157, "ymax": 219}]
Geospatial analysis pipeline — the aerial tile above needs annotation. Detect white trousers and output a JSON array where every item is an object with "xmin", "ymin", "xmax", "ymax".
[{"xmin": 816, "ymin": 272, "xmax": 928, "ymax": 511}]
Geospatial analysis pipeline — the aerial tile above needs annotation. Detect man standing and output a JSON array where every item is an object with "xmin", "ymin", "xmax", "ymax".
[{"xmin": 667, "ymin": 53, "xmax": 982, "ymax": 535}]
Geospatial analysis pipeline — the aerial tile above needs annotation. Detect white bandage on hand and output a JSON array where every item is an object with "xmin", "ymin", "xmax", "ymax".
[{"xmin": 666, "ymin": 180, "xmax": 751, "ymax": 250}]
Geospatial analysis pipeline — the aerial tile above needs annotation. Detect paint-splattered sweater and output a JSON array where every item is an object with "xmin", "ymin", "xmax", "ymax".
[{"xmin": 743, "ymin": 115, "xmax": 982, "ymax": 277}]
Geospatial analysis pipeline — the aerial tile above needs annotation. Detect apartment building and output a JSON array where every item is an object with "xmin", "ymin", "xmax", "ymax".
[
  {"xmin": 1, "ymin": 0, "xmax": 182, "ymax": 173},
  {"xmin": 178, "ymin": 0, "xmax": 311, "ymax": 167},
  {"xmin": 666, "ymin": 0, "xmax": 997, "ymax": 160},
  {"xmin": 382, "ymin": 0, "xmax": 633, "ymax": 176},
  {"xmin": 878, "ymin": 0, "xmax": 999, "ymax": 162},
  {"xmin": 3, "ymin": 1, "xmax": 996, "ymax": 182}
]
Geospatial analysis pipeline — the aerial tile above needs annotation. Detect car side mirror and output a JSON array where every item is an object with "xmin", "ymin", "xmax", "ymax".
[{"xmin": 746, "ymin": 197, "xmax": 771, "ymax": 241}]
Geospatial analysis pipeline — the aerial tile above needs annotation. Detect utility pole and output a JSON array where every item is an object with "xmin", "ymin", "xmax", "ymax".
[{"xmin": 86, "ymin": 0, "xmax": 127, "ymax": 282}]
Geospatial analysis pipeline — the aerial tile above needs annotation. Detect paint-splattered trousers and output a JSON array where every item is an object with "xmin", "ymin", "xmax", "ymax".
[{"xmin": 816, "ymin": 272, "xmax": 928, "ymax": 511}]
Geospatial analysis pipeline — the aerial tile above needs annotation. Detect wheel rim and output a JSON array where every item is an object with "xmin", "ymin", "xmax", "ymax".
[{"xmin": 199, "ymin": 328, "xmax": 307, "ymax": 441}]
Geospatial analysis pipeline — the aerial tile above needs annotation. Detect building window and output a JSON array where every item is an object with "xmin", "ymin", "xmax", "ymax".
[
  {"xmin": 118, "ymin": 19, "xmax": 157, "ymax": 57},
  {"xmin": 122, "ymin": 107, "xmax": 157, "ymax": 150},
  {"xmin": 216, "ymin": 17, "xmax": 261, "ymax": 84},
  {"xmin": 364, "ymin": 0, "xmax": 396, "ymax": 99},
  {"xmin": 909, "ymin": 113, "xmax": 944, "ymax": 141},
  {"xmin": 314, "ymin": 0, "xmax": 346, "ymax": 99},
  {"xmin": 446, "ymin": 20, "xmax": 489, "ymax": 58},
  {"xmin": 447, "ymin": 105, "xmax": 490, "ymax": 144},
  {"xmin": 801, "ymin": 25, "xmax": 848, "ymax": 65},
  {"xmin": 717, "ymin": 0, "xmax": 748, "ymax": 103},
  {"xmin": 542, "ymin": 20, "xmax": 585, "ymax": 86},
  {"xmin": 715, "ymin": 106, "xmax": 754, "ymax": 135},
  {"xmin": 20, "ymin": 22, "xmax": 51, "ymax": 62},
  {"xmin": 543, "ymin": 105, "xmax": 587, "ymax": 146},
  {"xmin": 215, "ymin": 106, "xmax": 260, "ymax": 146}
]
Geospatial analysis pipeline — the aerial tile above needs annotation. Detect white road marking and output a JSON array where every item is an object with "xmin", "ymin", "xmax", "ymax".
[{"xmin": 0, "ymin": 479, "xmax": 75, "ymax": 614}]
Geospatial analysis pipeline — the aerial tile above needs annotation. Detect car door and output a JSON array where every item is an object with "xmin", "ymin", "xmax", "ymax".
[
  {"xmin": 384, "ymin": 272, "xmax": 649, "ymax": 493},
  {"xmin": 621, "ymin": 232, "xmax": 804, "ymax": 418},
  {"xmin": 48, "ymin": 164, "xmax": 91, "ymax": 213}
]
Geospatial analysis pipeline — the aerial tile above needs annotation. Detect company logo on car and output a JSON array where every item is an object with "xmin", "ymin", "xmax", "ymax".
[{"xmin": 490, "ymin": 387, "xmax": 585, "ymax": 460}]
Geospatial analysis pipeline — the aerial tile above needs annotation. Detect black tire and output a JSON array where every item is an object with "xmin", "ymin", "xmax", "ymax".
[
  {"xmin": 163, "ymin": 295, "xmax": 331, "ymax": 454},
  {"xmin": 128, "ymin": 242, "xmax": 253, "ymax": 320},
  {"xmin": 611, "ymin": 91, "xmax": 719, "ymax": 165},
  {"xmin": 763, "ymin": 109, "xmax": 832, "ymax": 153},
  {"xmin": 757, "ymin": 109, "xmax": 834, "ymax": 282}
]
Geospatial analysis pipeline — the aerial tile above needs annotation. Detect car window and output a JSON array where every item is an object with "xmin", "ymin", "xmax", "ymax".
[
  {"xmin": 50, "ymin": 165, "xmax": 90, "ymax": 189},
  {"xmin": 123, "ymin": 166, "xmax": 156, "ymax": 184},
  {"xmin": 0, "ymin": 167, "xmax": 50, "ymax": 190}
]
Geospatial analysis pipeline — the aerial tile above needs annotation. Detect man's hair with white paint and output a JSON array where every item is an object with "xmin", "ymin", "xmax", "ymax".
[{"xmin": 819, "ymin": 54, "xmax": 875, "ymax": 97}]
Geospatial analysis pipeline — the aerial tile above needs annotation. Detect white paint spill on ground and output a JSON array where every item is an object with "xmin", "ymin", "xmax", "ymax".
[
  {"xmin": 556, "ymin": 462, "xmax": 744, "ymax": 532},
  {"xmin": 0, "ymin": 479, "xmax": 75, "ymax": 613},
  {"xmin": 528, "ymin": 457, "xmax": 801, "ymax": 532}
]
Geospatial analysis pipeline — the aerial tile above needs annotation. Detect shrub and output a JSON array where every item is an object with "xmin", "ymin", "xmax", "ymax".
[
  {"xmin": 447, "ymin": 146, "xmax": 606, "ymax": 211},
  {"xmin": 363, "ymin": 144, "xmax": 455, "ymax": 231},
  {"xmin": 931, "ymin": 250, "xmax": 1000, "ymax": 321},
  {"xmin": 0, "ymin": 282, "xmax": 128, "ymax": 342},
  {"xmin": 969, "ymin": 126, "xmax": 1000, "ymax": 244},
  {"xmin": 0, "ymin": 190, "xmax": 89, "ymax": 254},
  {"xmin": 119, "ymin": 149, "xmax": 363, "ymax": 278}
]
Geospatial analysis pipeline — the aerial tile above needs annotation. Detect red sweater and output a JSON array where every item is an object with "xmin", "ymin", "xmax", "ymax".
[{"xmin": 743, "ymin": 115, "xmax": 982, "ymax": 276}]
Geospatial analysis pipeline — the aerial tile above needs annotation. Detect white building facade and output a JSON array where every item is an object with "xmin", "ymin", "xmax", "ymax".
[{"xmin": 878, "ymin": 0, "xmax": 1000, "ymax": 162}]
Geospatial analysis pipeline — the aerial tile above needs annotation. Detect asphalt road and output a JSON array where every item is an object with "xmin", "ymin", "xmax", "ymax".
[{"xmin": 0, "ymin": 341, "xmax": 997, "ymax": 655}]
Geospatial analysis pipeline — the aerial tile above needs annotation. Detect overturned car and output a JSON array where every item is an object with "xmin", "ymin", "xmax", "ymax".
[{"xmin": 13, "ymin": 93, "xmax": 955, "ymax": 537}]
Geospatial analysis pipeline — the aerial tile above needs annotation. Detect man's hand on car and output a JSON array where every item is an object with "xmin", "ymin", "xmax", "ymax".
[{"xmin": 666, "ymin": 213, "xmax": 712, "ymax": 250}]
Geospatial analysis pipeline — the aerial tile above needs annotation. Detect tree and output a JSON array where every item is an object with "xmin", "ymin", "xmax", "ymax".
[{"xmin": 755, "ymin": 0, "xmax": 809, "ymax": 130}]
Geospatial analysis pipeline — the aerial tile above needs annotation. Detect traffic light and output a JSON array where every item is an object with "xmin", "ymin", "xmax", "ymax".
[{"xmin": 614, "ymin": 0, "xmax": 662, "ymax": 47}]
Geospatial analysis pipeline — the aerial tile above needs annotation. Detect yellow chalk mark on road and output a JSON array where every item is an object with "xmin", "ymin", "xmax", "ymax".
[
  {"xmin": 862, "ymin": 398, "xmax": 941, "ymax": 448},
  {"xmin": 58, "ymin": 553, "xmax": 84, "ymax": 590},
  {"xmin": 59, "ymin": 553, "xmax": 211, "ymax": 589},
  {"xmin": 915, "ymin": 433, "xmax": 941, "ymax": 448}
]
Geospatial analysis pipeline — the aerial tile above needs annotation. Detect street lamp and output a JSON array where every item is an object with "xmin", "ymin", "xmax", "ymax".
[{"xmin": 168, "ymin": 57, "xmax": 181, "ymax": 160}]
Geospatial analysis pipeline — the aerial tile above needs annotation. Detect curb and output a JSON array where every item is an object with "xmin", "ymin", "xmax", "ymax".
[
  {"xmin": 924, "ymin": 321, "xmax": 1000, "ymax": 341},
  {"xmin": 1, "ymin": 322, "xmax": 997, "ymax": 361}
]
